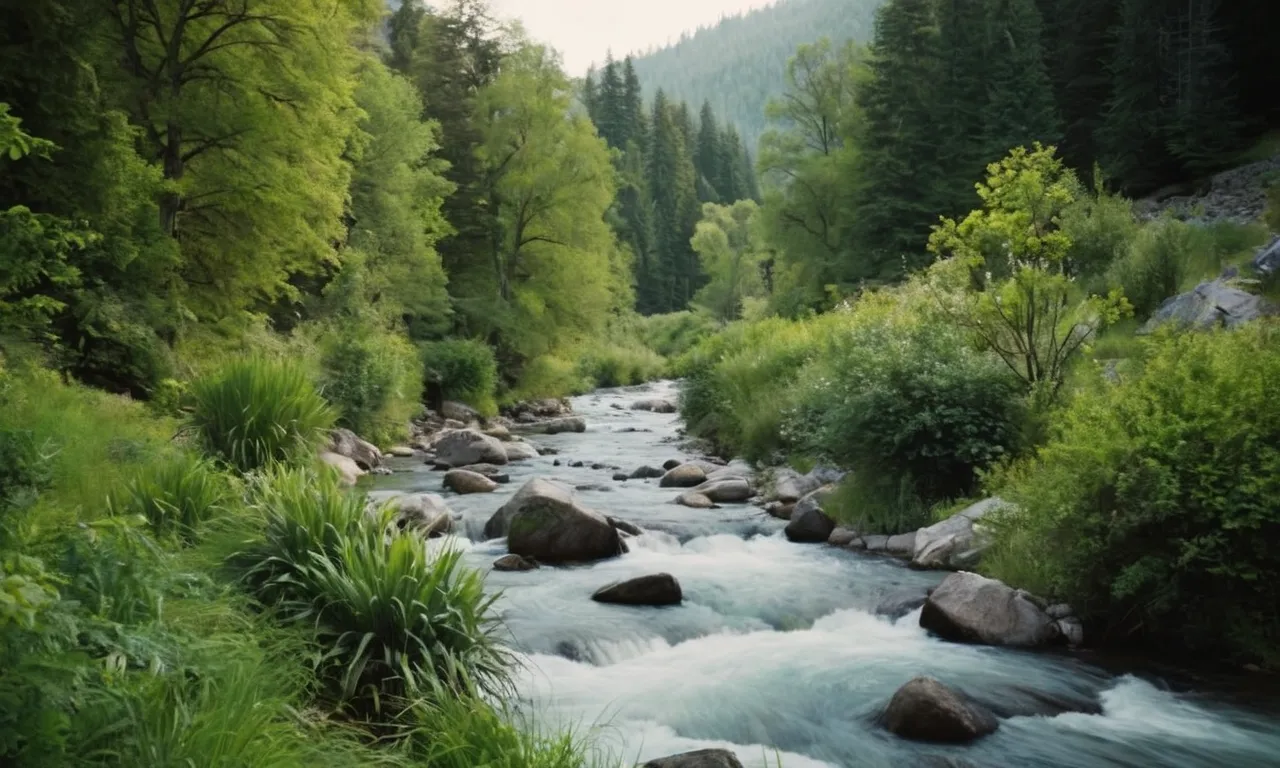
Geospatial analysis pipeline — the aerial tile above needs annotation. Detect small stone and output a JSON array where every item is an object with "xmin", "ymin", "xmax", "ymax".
[
  {"xmin": 662, "ymin": 459, "xmax": 682, "ymax": 470},
  {"xmin": 827, "ymin": 527, "xmax": 861, "ymax": 547},
  {"xmin": 493, "ymin": 554, "xmax": 538, "ymax": 571},
  {"xmin": 592, "ymin": 573, "xmax": 682, "ymax": 606},
  {"xmin": 612, "ymin": 472, "xmax": 630, "ymax": 481},
  {"xmin": 882, "ymin": 676, "xmax": 999, "ymax": 743},
  {"xmin": 676, "ymin": 491, "xmax": 717, "ymax": 509},
  {"xmin": 629, "ymin": 465, "xmax": 666, "ymax": 479}
]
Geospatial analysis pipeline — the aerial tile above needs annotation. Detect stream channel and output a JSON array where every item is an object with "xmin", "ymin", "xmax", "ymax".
[{"xmin": 374, "ymin": 380, "xmax": 1280, "ymax": 768}]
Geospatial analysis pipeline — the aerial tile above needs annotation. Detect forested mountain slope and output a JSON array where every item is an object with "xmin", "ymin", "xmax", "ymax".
[{"xmin": 629, "ymin": 0, "xmax": 884, "ymax": 151}]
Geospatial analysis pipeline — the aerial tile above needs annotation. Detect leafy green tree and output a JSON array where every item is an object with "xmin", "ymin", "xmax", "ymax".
[
  {"xmin": 927, "ymin": 145, "xmax": 1130, "ymax": 396},
  {"xmin": 690, "ymin": 201, "xmax": 768, "ymax": 321}
]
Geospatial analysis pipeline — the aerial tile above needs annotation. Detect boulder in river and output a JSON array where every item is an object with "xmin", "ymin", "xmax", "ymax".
[
  {"xmin": 912, "ymin": 497, "xmax": 1007, "ymax": 570},
  {"xmin": 612, "ymin": 472, "xmax": 630, "ymax": 481},
  {"xmin": 827, "ymin": 526, "xmax": 862, "ymax": 548},
  {"xmin": 319, "ymin": 451, "xmax": 364, "ymax": 486},
  {"xmin": 772, "ymin": 468, "xmax": 822, "ymax": 504},
  {"xmin": 510, "ymin": 416, "xmax": 586, "ymax": 435},
  {"xmin": 443, "ymin": 469, "xmax": 498, "ymax": 494},
  {"xmin": 493, "ymin": 478, "xmax": 622, "ymax": 563},
  {"xmin": 608, "ymin": 517, "xmax": 643, "ymax": 536},
  {"xmin": 660, "ymin": 463, "xmax": 707, "ymax": 488},
  {"xmin": 385, "ymin": 493, "xmax": 454, "ymax": 538},
  {"xmin": 662, "ymin": 458, "xmax": 682, "ymax": 470},
  {"xmin": 677, "ymin": 491, "xmax": 718, "ymax": 509},
  {"xmin": 493, "ymin": 554, "xmax": 538, "ymax": 572},
  {"xmin": 792, "ymin": 484, "xmax": 836, "ymax": 519},
  {"xmin": 882, "ymin": 676, "xmax": 999, "ymax": 743},
  {"xmin": 875, "ymin": 588, "xmax": 931, "ymax": 620},
  {"xmin": 441, "ymin": 400, "xmax": 481, "ymax": 424},
  {"xmin": 483, "ymin": 423, "xmax": 512, "ymax": 441},
  {"xmin": 642, "ymin": 749, "xmax": 744, "ymax": 768},
  {"xmin": 765, "ymin": 501, "xmax": 795, "ymax": 520},
  {"xmin": 329, "ymin": 428, "xmax": 383, "ymax": 470},
  {"xmin": 886, "ymin": 531, "xmax": 917, "ymax": 557},
  {"xmin": 591, "ymin": 573, "xmax": 682, "ymax": 606},
  {"xmin": 629, "ymin": 465, "xmax": 666, "ymax": 479},
  {"xmin": 386, "ymin": 445, "xmax": 415, "ymax": 458},
  {"xmin": 631, "ymin": 398, "xmax": 678, "ymax": 413},
  {"xmin": 434, "ymin": 429, "xmax": 509, "ymax": 467},
  {"xmin": 689, "ymin": 477, "xmax": 752, "ymax": 503},
  {"xmin": 502, "ymin": 441, "xmax": 540, "ymax": 461},
  {"xmin": 454, "ymin": 463, "xmax": 510, "ymax": 483},
  {"xmin": 785, "ymin": 505, "xmax": 835, "ymax": 543},
  {"xmin": 920, "ymin": 572, "xmax": 1059, "ymax": 647}
]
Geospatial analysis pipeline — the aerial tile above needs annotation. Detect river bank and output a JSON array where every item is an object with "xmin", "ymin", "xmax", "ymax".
[{"xmin": 373, "ymin": 380, "xmax": 1280, "ymax": 768}]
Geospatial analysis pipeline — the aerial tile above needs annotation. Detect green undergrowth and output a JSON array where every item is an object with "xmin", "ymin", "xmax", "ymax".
[{"xmin": 0, "ymin": 352, "xmax": 616, "ymax": 767}]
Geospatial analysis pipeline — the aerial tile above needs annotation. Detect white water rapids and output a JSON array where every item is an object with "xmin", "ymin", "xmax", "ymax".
[{"xmin": 374, "ymin": 381, "xmax": 1280, "ymax": 767}]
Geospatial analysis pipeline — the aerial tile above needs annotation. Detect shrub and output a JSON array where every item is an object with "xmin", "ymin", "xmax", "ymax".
[
  {"xmin": 638, "ymin": 311, "xmax": 721, "ymax": 359},
  {"xmin": 421, "ymin": 339, "xmax": 498, "ymax": 414},
  {"xmin": 508, "ymin": 354, "xmax": 588, "ymax": 402},
  {"xmin": 320, "ymin": 328, "xmax": 421, "ymax": 444},
  {"xmin": 1061, "ymin": 178, "xmax": 1139, "ymax": 280},
  {"xmin": 0, "ymin": 429, "xmax": 53, "ymax": 512},
  {"xmin": 108, "ymin": 452, "xmax": 233, "ymax": 545},
  {"xmin": 407, "ymin": 696, "xmax": 608, "ymax": 768},
  {"xmin": 787, "ymin": 323, "xmax": 1024, "ymax": 533},
  {"xmin": 1105, "ymin": 218, "xmax": 1196, "ymax": 319},
  {"xmin": 189, "ymin": 358, "xmax": 335, "ymax": 474},
  {"xmin": 985, "ymin": 323, "xmax": 1280, "ymax": 665},
  {"xmin": 575, "ymin": 343, "xmax": 666, "ymax": 389}
]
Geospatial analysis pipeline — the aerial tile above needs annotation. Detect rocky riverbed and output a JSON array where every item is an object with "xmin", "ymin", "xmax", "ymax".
[{"xmin": 370, "ymin": 381, "xmax": 1280, "ymax": 768}]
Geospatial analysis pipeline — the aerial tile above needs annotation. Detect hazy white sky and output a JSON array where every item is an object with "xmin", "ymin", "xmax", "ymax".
[{"xmin": 490, "ymin": 0, "xmax": 774, "ymax": 75}]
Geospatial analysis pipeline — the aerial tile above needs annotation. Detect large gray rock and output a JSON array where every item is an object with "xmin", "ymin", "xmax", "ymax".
[
  {"xmin": 385, "ymin": 493, "xmax": 454, "ymax": 537},
  {"xmin": 882, "ymin": 676, "xmax": 999, "ymax": 743},
  {"xmin": 920, "ymin": 572, "xmax": 1059, "ymax": 647},
  {"xmin": 454, "ymin": 463, "xmax": 510, "ymax": 483},
  {"xmin": 434, "ymin": 429, "xmax": 509, "ymax": 467},
  {"xmin": 689, "ymin": 477, "xmax": 752, "ymax": 503},
  {"xmin": 319, "ymin": 451, "xmax": 363, "ymax": 486},
  {"xmin": 773, "ymin": 469, "xmax": 822, "ymax": 504},
  {"xmin": 886, "ymin": 531, "xmax": 917, "ymax": 557},
  {"xmin": 643, "ymin": 749, "xmax": 744, "ymax": 768},
  {"xmin": 1253, "ymin": 237, "xmax": 1280, "ymax": 276},
  {"xmin": 510, "ymin": 416, "xmax": 587, "ymax": 435},
  {"xmin": 1139, "ymin": 278, "xmax": 1275, "ymax": 333},
  {"xmin": 912, "ymin": 498, "xmax": 1007, "ymax": 570},
  {"xmin": 329, "ymin": 428, "xmax": 383, "ymax": 470},
  {"xmin": 676, "ymin": 491, "xmax": 717, "ymax": 509},
  {"xmin": 591, "ymin": 573, "xmax": 682, "ymax": 606},
  {"xmin": 660, "ymin": 463, "xmax": 707, "ymax": 488},
  {"xmin": 443, "ymin": 469, "xmax": 498, "ymax": 494},
  {"xmin": 785, "ymin": 506, "xmax": 836, "ymax": 543},
  {"xmin": 631, "ymin": 398, "xmax": 677, "ymax": 413},
  {"xmin": 441, "ymin": 400, "xmax": 481, "ymax": 424},
  {"xmin": 485, "ymin": 478, "xmax": 572, "ymax": 539},
  {"xmin": 496, "ymin": 479, "xmax": 622, "ymax": 563},
  {"xmin": 502, "ymin": 441, "xmax": 540, "ymax": 461}
]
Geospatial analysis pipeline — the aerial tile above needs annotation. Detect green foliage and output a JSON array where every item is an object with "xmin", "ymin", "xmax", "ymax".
[
  {"xmin": 407, "ymin": 696, "xmax": 609, "ymax": 768},
  {"xmin": 788, "ymin": 323, "xmax": 1024, "ymax": 533},
  {"xmin": 108, "ymin": 453, "xmax": 233, "ymax": 545},
  {"xmin": 638, "ymin": 311, "xmax": 721, "ymax": 359},
  {"xmin": 189, "ymin": 358, "xmax": 335, "ymax": 474},
  {"xmin": 1105, "ymin": 219, "xmax": 1198, "ymax": 318},
  {"xmin": 1268, "ymin": 183, "xmax": 1280, "ymax": 233},
  {"xmin": 1061, "ymin": 173, "xmax": 1140, "ymax": 280},
  {"xmin": 691, "ymin": 201, "xmax": 769, "ymax": 321},
  {"xmin": 507, "ymin": 354, "xmax": 587, "ymax": 403},
  {"xmin": 0, "ymin": 429, "xmax": 53, "ymax": 512},
  {"xmin": 987, "ymin": 323, "xmax": 1280, "ymax": 664},
  {"xmin": 421, "ymin": 339, "xmax": 499, "ymax": 414},
  {"xmin": 320, "ymin": 327, "xmax": 421, "ymax": 445},
  {"xmin": 575, "ymin": 342, "xmax": 666, "ymax": 390}
]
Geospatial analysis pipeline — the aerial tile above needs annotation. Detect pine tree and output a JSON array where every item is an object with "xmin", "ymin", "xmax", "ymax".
[
  {"xmin": 695, "ymin": 101, "xmax": 723, "ymax": 202},
  {"xmin": 582, "ymin": 67, "xmax": 599, "ymax": 120},
  {"xmin": 646, "ymin": 90, "xmax": 701, "ymax": 312},
  {"xmin": 935, "ymin": 0, "xmax": 991, "ymax": 214},
  {"xmin": 596, "ymin": 53, "xmax": 624, "ymax": 148},
  {"xmin": 852, "ymin": 0, "xmax": 946, "ymax": 276},
  {"xmin": 621, "ymin": 57, "xmax": 645, "ymax": 149},
  {"xmin": 1036, "ymin": 0, "xmax": 1120, "ymax": 172},
  {"xmin": 1162, "ymin": 0, "xmax": 1241, "ymax": 174},
  {"xmin": 983, "ymin": 0, "xmax": 1062, "ymax": 161}
]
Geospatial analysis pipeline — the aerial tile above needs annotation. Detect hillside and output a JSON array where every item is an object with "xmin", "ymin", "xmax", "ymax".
[{"xmin": 629, "ymin": 0, "xmax": 884, "ymax": 152}]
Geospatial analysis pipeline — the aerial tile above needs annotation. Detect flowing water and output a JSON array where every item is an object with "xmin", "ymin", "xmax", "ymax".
[{"xmin": 374, "ymin": 381, "xmax": 1280, "ymax": 768}]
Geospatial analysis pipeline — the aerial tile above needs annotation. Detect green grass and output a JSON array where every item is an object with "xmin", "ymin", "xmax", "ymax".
[
  {"xmin": 108, "ymin": 452, "xmax": 234, "ymax": 545},
  {"xmin": 189, "ymin": 358, "xmax": 335, "ymax": 474}
]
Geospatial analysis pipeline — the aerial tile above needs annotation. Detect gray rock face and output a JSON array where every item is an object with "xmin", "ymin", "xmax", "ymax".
[
  {"xmin": 882, "ymin": 676, "xmax": 999, "ymax": 743},
  {"xmin": 485, "ymin": 477, "xmax": 573, "ymax": 539},
  {"xmin": 772, "ymin": 469, "xmax": 822, "ymax": 504},
  {"xmin": 493, "ymin": 554, "xmax": 538, "ymax": 571},
  {"xmin": 454, "ymin": 463, "xmax": 510, "ymax": 483},
  {"xmin": 875, "ymin": 588, "xmax": 930, "ymax": 620},
  {"xmin": 827, "ymin": 526, "xmax": 861, "ymax": 547},
  {"xmin": 483, "ymin": 423, "xmax": 512, "ymax": 441},
  {"xmin": 629, "ymin": 465, "xmax": 666, "ymax": 479},
  {"xmin": 660, "ymin": 463, "xmax": 707, "ymax": 488},
  {"xmin": 498, "ymin": 479, "xmax": 622, "ymax": 563},
  {"xmin": 643, "ymin": 749, "xmax": 744, "ymax": 768},
  {"xmin": 510, "ymin": 416, "xmax": 587, "ymax": 435},
  {"xmin": 441, "ymin": 400, "xmax": 481, "ymax": 424},
  {"xmin": 631, "ymin": 398, "xmax": 678, "ymax": 413},
  {"xmin": 689, "ymin": 477, "xmax": 752, "ymax": 503},
  {"xmin": 608, "ymin": 517, "xmax": 643, "ymax": 536},
  {"xmin": 329, "ymin": 428, "xmax": 383, "ymax": 470},
  {"xmin": 912, "ymin": 498, "xmax": 1007, "ymax": 570},
  {"xmin": 785, "ymin": 506, "xmax": 835, "ymax": 543},
  {"xmin": 434, "ymin": 429, "xmax": 509, "ymax": 468},
  {"xmin": 863, "ymin": 534, "xmax": 890, "ymax": 552},
  {"xmin": 502, "ymin": 441, "xmax": 540, "ymax": 461},
  {"xmin": 920, "ymin": 572, "xmax": 1059, "ymax": 647},
  {"xmin": 385, "ymin": 493, "xmax": 454, "ymax": 537},
  {"xmin": 886, "ymin": 531, "xmax": 917, "ymax": 557},
  {"xmin": 676, "ymin": 491, "xmax": 717, "ymax": 509},
  {"xmin": 1139, "ymin": 278, "xmax": 1275, "ymax": 333},
  {"xmin": 1254, "ymin": 237, "xmax": 1280, "ymax": 276},
  {"xmin": 443, "ymin": 469, "xmax": 498, "ymax": 494},
  {"xmin": 319, "ymin": 451, "xmax": 363, "ymax": 486},
  {"xmin": 591, "ymin": 573, "xmax": 682, "ymax": 606}
]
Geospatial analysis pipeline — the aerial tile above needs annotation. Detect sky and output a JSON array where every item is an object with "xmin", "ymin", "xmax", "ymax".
[{"xmin": 489, "ymin": 0, "xmax": 775, "ymax": 75}]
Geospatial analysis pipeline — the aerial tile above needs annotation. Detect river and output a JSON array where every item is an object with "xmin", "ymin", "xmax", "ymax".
[{"xmin": 374, "ymin": 380, "xmax": 1280, "ymax": 768}]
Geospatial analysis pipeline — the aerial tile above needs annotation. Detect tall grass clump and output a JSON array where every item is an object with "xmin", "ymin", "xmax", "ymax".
[
  {"xmin": 985, "ymin": 322, "xmax": 1280, "ymax": 665},
  {"xmin": 189, "ymin": 358, "xmax": 335, "ymax": 474},
  {"xmin": 421, "ymin": 339, "xmax": 499, "ymax": 415},
  {"xmin": 407, "ymin": 696, "xmax": 611, "ymax": 768},
  {"xmin": 575, "ymin": 342, "xmax": 666, "ymax": 389},
  {"xmin": 108, "ymin": 452, "xmax": 234, "ymax": 544}
]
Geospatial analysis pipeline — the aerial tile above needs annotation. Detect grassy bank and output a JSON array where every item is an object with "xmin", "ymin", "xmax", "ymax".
[
  {"xmin": 0, "ymin": 351, "xmax": 616, "ymax": 767},
  {"xmin": 677, "ymin": 146, "xmax": 1280, "ymax": 666}
]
